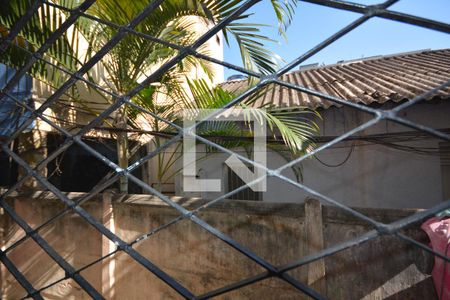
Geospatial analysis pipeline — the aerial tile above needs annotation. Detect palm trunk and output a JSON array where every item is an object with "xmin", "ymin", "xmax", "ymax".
[{"xmin": 116, "ymin": 106, "xmax": 129, "ymax": 194}]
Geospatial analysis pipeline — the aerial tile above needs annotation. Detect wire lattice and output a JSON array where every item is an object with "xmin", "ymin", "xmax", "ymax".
[{"xmin": 0, "ymin": 0, "xmax": 450, "ymax": 299}]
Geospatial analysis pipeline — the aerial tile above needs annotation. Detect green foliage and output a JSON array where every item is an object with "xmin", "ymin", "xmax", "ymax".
[
  {"xmin": 1, "ymin": 0, "xmax": 316, "ymax": 185},
  {"xmin": 1, "ymin": 0, "xmax": 304, "ymax": 85},
  {"xmin": 177, "ymin": 78, "xmax": 320, "ymax": 181},
  {"xmin": 0, "ymin": 0, "xmax": 83, "ymax": 80}
]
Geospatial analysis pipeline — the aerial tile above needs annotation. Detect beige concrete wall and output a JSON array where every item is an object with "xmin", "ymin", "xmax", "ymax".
[
  {"xmin": 1, "ymin": 192, "xmax": 436, "ymax": 299},
  {"xmin": 32, "ymin": 11, "xmax": 223, "ymax": 135}
]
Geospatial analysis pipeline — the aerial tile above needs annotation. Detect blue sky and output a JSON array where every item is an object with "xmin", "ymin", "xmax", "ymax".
[{"xmin": 222, "ymin": 0, "xmax": 450, "ymax": 79}]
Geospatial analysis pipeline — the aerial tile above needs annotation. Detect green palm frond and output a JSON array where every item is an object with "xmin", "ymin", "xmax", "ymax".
[
  {"xmin": 241, "ymin": 104, "xmax": 320, "ymax": 154},
  {"xmin": 227, "ymin": 22, "xmax": 283, "ymax": 76},
  {"xmin": 213, "ymin": 0, "xmax": 299, "ymax": 75},
  {"xmin": 179, "ymin": 78, "xmax": 320, "ymax": 181},
  {"xmin": 183, "ymin": 78, "xmax": 235, "ymax": 110},
  {"xmin": 2, "ymin": 0, "xmax": 301, "ymax": 95},
  {"xmin": 0, "ymin": 0, "xmax": 83, "ymax": 75},
  {"xmin": 88, "ymin": 0, "xmax": 299, "ymax": 80},
  {"xmin": 270, "ymin": 0, "xmax": 299, "ymax": 36}
]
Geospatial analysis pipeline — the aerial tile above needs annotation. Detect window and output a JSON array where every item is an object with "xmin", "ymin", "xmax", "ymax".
[
  {"xmin": 0, "ymin": 143, "xmax": 18, "ymax": 188},
  {"xmin": 47, "ymin": 133, "xmax": 145, "ymax": 193},
  {"xmin": 226, "ymin": 164, "xmax": 262, "ymax": 201}
]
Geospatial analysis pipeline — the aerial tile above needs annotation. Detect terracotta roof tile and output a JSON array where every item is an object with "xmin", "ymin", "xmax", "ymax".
[{"xmin": 220, "ymin": 48, "xmax": 450, "ymax": 109}]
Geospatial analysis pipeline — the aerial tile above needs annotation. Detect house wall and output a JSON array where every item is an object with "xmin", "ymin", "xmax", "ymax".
[
  {"xmin": 0, "ymin": 192, "xmax": 436, "ymax": 299},
  {"xmin": 31, "ymin": 14, "xmax": 223, "ymax": 134},
  {"xmin": 13, "ymin": 12, "xmax": 223, "ymax": 190},
  {"xmin": 175, "ymin": 100, "xmax": 450, "ymax": 209}
]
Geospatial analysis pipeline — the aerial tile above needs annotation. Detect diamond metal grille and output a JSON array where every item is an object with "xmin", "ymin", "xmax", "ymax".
[{"xmin": 0, "ymin": 0, "xmax": 450, "ymax": 299}]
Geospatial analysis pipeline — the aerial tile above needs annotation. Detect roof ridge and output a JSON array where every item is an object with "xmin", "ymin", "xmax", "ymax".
[
  {"xmin": 290, "ymin": 48, "xmax": 448, "ymax": 75},
  {"xmin": 220, "ymin": 48, "xmax": 450, "ymax": 86}
]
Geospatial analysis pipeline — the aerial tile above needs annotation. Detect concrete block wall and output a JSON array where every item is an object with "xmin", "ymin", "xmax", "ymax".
[{"xmin": 0, "ymin": 192, "xmax": 437, "ymax": 299}]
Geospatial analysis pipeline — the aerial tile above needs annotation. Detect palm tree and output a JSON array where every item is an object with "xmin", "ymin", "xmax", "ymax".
[
  {"xmin": 0, "ymin": 0, "xmax": 318, "ymax": 193},
  {"xmin": 144, "ymin": 78, "xmax": 319, "ymax": 191}
]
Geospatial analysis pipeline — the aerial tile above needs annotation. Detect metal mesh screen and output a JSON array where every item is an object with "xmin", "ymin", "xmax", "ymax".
[{"xmin": 0, "ymin": 0, "xmax": 450, "ymax": 299}]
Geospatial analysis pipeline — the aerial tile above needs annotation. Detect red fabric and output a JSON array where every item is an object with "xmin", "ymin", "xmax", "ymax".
[{"xmin": 422, "ymin": 217, "xmax": 450, "ymax": 300}]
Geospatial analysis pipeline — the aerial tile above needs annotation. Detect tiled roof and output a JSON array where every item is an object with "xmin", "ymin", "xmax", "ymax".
[{"xmin": 220, "ymin": 49, "xmax": 450, "ymax": 109}]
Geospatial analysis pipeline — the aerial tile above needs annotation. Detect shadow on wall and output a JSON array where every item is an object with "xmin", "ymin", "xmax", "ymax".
[{"xmin": 0, "ymin": 192, "xmax": 438, "ymax": 299}]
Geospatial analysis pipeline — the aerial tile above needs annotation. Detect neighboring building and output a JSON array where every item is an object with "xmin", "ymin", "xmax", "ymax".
[
  {"xmin": 175, "ymin": 49, "xmax": 450, "ymax": 209},
  {"xmin": 0, "ymin": 15, "xmax": 223, "ymax": 192},
  {"xmin": 2, "ymin": 39, "xmax": 448, "ymax": 210},
  {"xmin": 0, "ymin": 64, "xmax": 33, "ymax": 187}
]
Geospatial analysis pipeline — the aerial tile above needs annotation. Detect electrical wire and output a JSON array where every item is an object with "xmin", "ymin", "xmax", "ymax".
[
  {"xmin": 24, "ymin": 103, "xmax": 450, "ymax": 164},
  {"xmin": 314, "ymin": 142, "xmax": 355, "ymax": 167}
]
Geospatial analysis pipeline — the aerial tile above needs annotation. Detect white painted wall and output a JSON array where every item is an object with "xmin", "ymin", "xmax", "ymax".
[{"xmin": 174, "ymin": 100, "xmax": 450, "ymax": 209}]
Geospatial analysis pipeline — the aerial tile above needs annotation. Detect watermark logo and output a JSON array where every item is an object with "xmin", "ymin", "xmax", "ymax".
[{"xmin": 183, "ymin": 108, "xmax": 267, "ymax": 192}]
